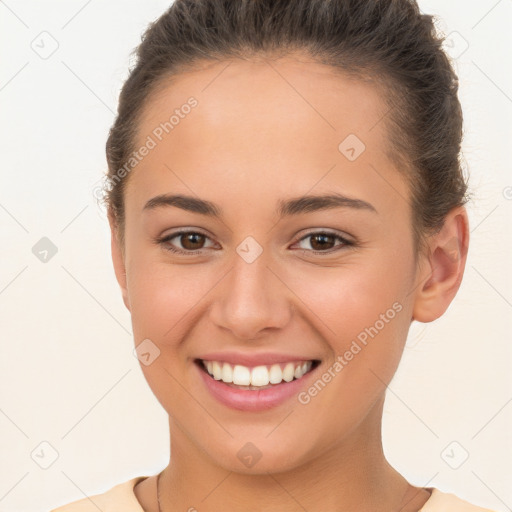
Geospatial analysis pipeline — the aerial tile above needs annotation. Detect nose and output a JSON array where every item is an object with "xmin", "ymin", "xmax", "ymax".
[{"xmin": 209, "ymin": 249, "xmax": 293, "ymax": 340}]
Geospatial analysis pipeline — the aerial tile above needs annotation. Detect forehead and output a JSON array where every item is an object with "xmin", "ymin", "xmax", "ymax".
[
  {"xmin": 138, "ymin": 55, "xmax": 389, "ymax": 147},
  {"xmin": 127, "ymin": 55, "xmax": 409, "ymax": 221}
]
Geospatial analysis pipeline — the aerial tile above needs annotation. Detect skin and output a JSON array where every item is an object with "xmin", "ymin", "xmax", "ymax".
[{"xmin": 109, "ymin": 54, "xmax": 469, "ymax": 512}]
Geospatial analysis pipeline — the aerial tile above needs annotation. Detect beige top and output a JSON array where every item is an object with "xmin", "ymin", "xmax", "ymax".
[{"xmin": 49, "ymin": 476, "xmax": 497, "ymax": 512}]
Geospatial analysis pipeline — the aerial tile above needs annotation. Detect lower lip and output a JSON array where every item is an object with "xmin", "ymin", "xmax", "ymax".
[{"xmin": 195, "ymin": 361, "xmax": 318, "ymax": 412}]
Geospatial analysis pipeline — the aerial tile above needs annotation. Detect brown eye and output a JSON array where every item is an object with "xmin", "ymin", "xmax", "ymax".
[
  {"xmin": 295, "ymin": 231, "xmax": 353, "ymax": 254},
  {"xmin": 157, "ymin": 230, "xmax": 216, "ymax": 255},
  {"xmin": 309, "ymin": 233, "xmax": 336, "ymax": 251},
  {"xmin": 180, "ymin": 232, "xmax": 206, "ymax": 250}
]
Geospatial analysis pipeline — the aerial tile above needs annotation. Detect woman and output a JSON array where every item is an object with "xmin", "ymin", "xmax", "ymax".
[{"xmin": 51, "ymin": 0, "xmax": 497, "ymax": 510}]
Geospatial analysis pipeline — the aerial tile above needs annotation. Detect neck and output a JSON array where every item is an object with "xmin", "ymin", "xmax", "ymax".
[{"xmin": 159, "ymin": 397, "xmax": 417, "ymax": 512}]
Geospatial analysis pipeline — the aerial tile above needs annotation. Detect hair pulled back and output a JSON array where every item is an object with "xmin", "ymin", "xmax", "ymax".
[{"xmin": 104, "ymin": 0, "xmax": 469, "ymax": 257}]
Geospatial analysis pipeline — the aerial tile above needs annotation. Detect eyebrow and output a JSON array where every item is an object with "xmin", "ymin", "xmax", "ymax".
[{"xmin": 143, "ymin": 192, "xmax": 377, "ymax": 217}]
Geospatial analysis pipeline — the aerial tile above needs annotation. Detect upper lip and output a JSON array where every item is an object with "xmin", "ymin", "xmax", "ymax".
[{"xmin": 196, "ymin": 352, "xmax": 321, "ymax": 367}]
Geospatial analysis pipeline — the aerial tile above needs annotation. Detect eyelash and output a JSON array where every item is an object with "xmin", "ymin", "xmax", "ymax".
[{"xmin": 155, "ymin": 229, "xmax": 355, "ymax": 256}]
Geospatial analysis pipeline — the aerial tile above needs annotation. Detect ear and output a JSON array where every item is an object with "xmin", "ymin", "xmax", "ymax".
[
  {"xmin": 412, "ymin": 205, "xmax": 470, "ymax": 323},
  {"xmin": 108, "ymin": 211, "xmax": 131, "ymax": 312}
]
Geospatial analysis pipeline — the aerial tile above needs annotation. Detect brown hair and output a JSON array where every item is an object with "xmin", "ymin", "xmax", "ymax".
[{"xmin": 104, "ymin": 0, "xmax": 469, "ymax": 257}]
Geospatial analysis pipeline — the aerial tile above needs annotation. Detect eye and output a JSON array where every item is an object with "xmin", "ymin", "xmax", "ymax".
[
  {"xmin": 155, "ymin": 229, "xmax": 355, "ymax": 256},
  {"xmin": 293, "ymin": 231, "xmax": 354, "ymax": 254},
  {"xmin": 156, "ymin": 230, "xmax": 217, "ymax": 255}
]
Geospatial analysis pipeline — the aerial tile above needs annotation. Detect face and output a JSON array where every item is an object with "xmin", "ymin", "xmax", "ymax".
[{"xmin": 112, "ymin": 55, "xmax": 423, "ymax": 473}]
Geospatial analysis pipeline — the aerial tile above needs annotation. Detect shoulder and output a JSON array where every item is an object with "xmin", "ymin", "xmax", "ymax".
[
  {"xmin": 49, "ymin": 476, "xmax": 149, "ymax": 512},
  {"xmin": 422, "ymin": 488, "xmax": 498, "ymax": 512}
]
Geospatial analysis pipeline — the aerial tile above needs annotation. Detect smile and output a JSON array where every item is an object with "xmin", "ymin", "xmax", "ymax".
[{"xmin": 197, "ymin": 359, "xmax": 320, "ymax": 390}]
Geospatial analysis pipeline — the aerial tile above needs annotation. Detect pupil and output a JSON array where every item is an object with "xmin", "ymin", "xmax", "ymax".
[
  {"xmin": 182, "ymin": 233, "xmax": 203, "ymax": 250},
  {"xmin": 311, "ymin": 234, "xmax": 334, "ymax": 251}
]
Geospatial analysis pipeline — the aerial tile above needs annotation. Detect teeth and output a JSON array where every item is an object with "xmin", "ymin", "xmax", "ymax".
[
  {"xmin": 282, "ymin": 362, "xmax": 295, "ymax": 382},
  {"xmin": 201, "ymin": 359, "xmax": 314, "ymax": 387},
  {"xmin": 250, "ymin": 365, "xmax": 269, "ymax": 386},
  {"xmin": 212, "ymin": 361, "xmax": 222, "ymax": 380},
  {"xmin": 232, "ymin": 365, "xmax": 251, "ymax": 385},
  {"xmin": 221, "ymin": 362, "xmax": 233, "ymax": 383},
  {"xmin": 269, "ymin": 364, "xmax": 283, "ymax": 384}
]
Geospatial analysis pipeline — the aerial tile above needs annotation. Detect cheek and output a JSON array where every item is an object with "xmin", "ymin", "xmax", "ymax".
[
  {"xmin": 284, "ymin": 254, "xmax": 411, "ymax": 347},
  {"xmin": 292, "ymin": 271, "xmax": 410, "ymax": 439},
  {"xmin": 282, "ymin": 248, "xmax": 413, "ymax": 402},
  {"xmin": 125, "ymin": 254, "xmax": 215, "ymax": 348},
  {"xmin": 125, "ymin": 260, "xmax": 210, "ymax": 410}
]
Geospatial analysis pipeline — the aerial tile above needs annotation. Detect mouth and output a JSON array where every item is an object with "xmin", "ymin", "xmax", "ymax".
[{"xmin": 194, "ymin": 358, "xmax": 321, "ymax": 390}]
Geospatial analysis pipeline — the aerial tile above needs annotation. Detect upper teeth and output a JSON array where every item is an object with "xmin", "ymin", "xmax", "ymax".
[{"xmin": 202, "ymin": 360, "xmax": 313, "ymax": 387}]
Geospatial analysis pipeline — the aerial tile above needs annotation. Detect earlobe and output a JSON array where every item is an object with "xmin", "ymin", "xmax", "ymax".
[
  {"xmin": 412, "ymin": 206, "xmax": 470, "ymax": 323},
  {"xmin": 108, "ymin": 212, "xmax": 131, "ymax": 312}
]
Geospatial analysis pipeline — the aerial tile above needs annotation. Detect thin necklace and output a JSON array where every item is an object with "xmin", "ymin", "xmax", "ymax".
[{"xmin": 157, "ymin": 470, "xmax": 163, "ymax": 512}]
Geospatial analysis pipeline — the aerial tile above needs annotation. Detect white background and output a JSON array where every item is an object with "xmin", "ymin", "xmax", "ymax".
[{"xmin": 0, "ymin": 0, "xmax": 511, "ymax": 510}]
